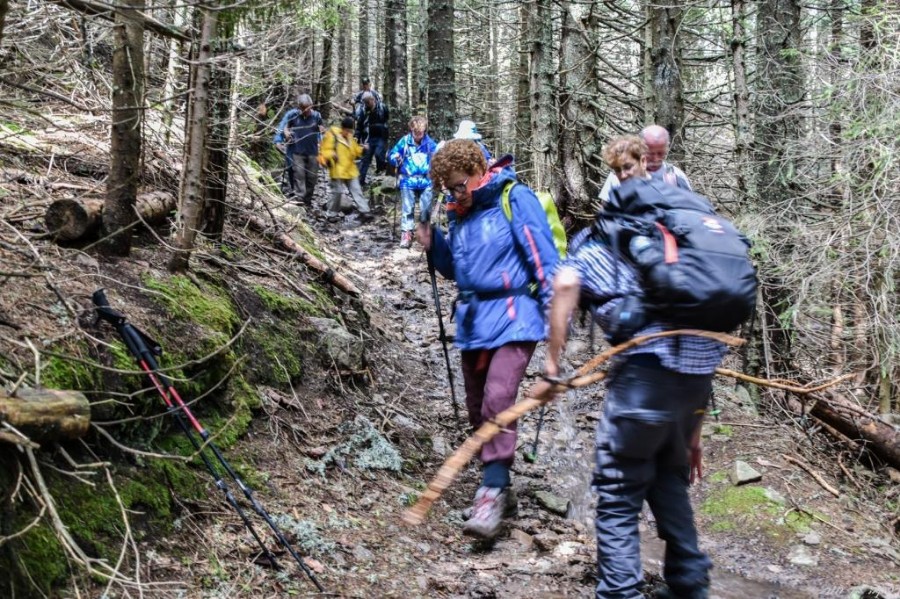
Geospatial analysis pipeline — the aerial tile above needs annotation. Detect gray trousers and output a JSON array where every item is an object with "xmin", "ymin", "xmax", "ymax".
[
  {"xmin": 290, "ymin": 154, "xmax": 318, "ymax": 204},
  {"xmin": 593, "ymin": 355, "xmax": 713, "ymax": 599},
  {"xmin": 327, "ymin": 178, "xmax": 370, "ymax": 215}
]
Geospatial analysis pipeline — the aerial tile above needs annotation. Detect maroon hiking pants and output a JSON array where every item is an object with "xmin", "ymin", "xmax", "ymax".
[{"xmin": 460, "ymin": 342, "xmax": 536, "ymax": 465}]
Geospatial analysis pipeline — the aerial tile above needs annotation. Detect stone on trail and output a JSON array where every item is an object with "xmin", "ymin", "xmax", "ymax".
[
  {"xmin": 432, "ymin": 435, "xmax": 449, "ymax": 457},
  {"xmin": 730, "ymin": 460, "xmax": 763, "ymax": 485},
  {"xmin": 509, "ymin": 529, "xmax": 534, "ymax": 549},
  {"xmin": 802, "ymin": 531, "xmax": 821, "ymax": 546},
  {"xmin": 534, "ymin": 490, "xmax": 570, "ymax": 516},
  {"xmin": 309, "ymin": 317, "xmax": 366, "ymax": 371},
  {"xmin": 787, "ymin": 544, "xmax": 818, "ymax": 567}
]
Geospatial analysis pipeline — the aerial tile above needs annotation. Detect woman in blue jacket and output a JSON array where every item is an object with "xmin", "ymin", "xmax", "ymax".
[
  {"xmin": 416, "ymin": 139, "xmax": 558, "ymax": 540},
  {"xmin": 389, "ymin": 116, "xmax": 437, "ymax": 248}
]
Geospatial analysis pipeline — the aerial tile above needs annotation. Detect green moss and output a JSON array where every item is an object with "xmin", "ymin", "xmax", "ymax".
[
  {"xmin": 12, "ymin": 525, "xmax": 69, "ymax": 592},
  {"xmin": 252, "ymin": 285, "xmax": 307, "ymax": 315},
  {"xmin": 712, "ymin": 424, "xmax": 734, "ymax": 437},
  {"xmin": 41, "ymin": 340, "xmax": 96, "ymax": 390},
  {"xmin": 700, "ymin": 485, "xmax": 796, "ymax": 538},
  {"xmin": 143, "ymin": 274, "xmax": 238, "ymax": 334},
  {"xmin": 246, "ymin": 324, "xmax": 304, "ymax": 384}
]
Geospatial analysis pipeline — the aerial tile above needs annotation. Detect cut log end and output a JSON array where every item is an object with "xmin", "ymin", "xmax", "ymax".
[
  {"xmin": 45, "ymin": 198, "xmax": 103, "ymax": 241},
  {"xmin": 0, "ymin": 388, "xmax": 91, "ymax": 442}
]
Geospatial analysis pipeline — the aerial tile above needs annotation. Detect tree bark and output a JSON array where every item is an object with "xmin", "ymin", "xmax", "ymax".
[
  {"xmin": 557, "ymin": 0, "xmax": 604, "ymax": 217},
  {"xmin": 427, "ymin": 0, "xmax": 456, "ymax": 141},
  {"xmin": 515, "ymin": 1, "xmax": 532, "ymax": 174},
  {"xmin": 529, "ymin": 0, "xmax": 555, "ymax": 191},
  {"xmin": 169, "ymin": 8, "xmax": 217, "ymax": 273},
  {"xmin": 314, "ymin": 21, "xmax": 334, "ymax": 111},
  {"xmin": 730, "ymin": 0, "xmax": 751, "ymax": 204},
  {"xmin": 359, "ymin": 0, "xmax": 370, "ymax": 83},
  {"xmin": 0, "ymin": 0, "xmax": 9, "ymax": 48},
  {"xmin": 102, "ymin": 0, "xmax": 145, "ymax": 257},
  {"xmin": 386, "ymin": 0, "xmax": 408, "ymax": 142},
  {"xmin": 0, "ymin": 388, "xmax": 90, "ymax": 441},
  {"xmin": 646, "ymin": 1, "xmax": 685, "ymax": 160},
  {"xmin": 202, "ymin": 30, "xmax": 233, "ymax": 242},
  {"xmin": 45, "ymin": 191, "xmax": 177, "ymax": 241}
]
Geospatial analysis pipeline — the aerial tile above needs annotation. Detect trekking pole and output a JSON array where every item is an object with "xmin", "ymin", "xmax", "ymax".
[
  {"xmin": 425, "ymin": 247, "xmax": 461, "ymax": 426},
  {"xmin": 523, "ymin": 407, "xmax": 546, "ymax": 464},
  {"xmin": 91, "ymin": 289, "xmax": 325, "ymax": 592}
]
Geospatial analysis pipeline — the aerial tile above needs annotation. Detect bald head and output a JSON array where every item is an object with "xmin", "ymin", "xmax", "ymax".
[{"xmin": 639, "ymin": 125, "xmax": 670, "ymax": 172}]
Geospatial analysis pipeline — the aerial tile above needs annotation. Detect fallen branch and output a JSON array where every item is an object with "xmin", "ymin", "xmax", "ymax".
[
  {"xmin": 245, "ymin": 215, "xmax": 360, "ymax": 297},
  {"xmin": 403, "ymin": 330, "xmax": 744, "ymax": 525},
  {"xmin": 0, "ymin": 388, "xmax": 90, "ymax": 441},
  {"xmin": 45, "ymin": 191, "xmax": 176, "ymax": 241},
  {"xmin": 783, "ymin": 454, "xmax": 841, "ymax": 498}
]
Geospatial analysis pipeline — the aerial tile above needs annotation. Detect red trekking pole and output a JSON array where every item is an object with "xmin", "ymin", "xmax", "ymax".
[{"xmin": 92, "ymin": 289, "xmax": 325, "ymax": 592}]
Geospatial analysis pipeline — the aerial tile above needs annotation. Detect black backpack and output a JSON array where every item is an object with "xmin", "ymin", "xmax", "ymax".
[{"xmin": 592, "ymin": 178, "xmax": 757, "ymax": 334}]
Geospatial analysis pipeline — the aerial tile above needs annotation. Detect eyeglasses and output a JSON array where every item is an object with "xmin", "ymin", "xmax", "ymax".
[{"xmin": 446, "ymin": 177, "xmax": 470, "ymax": 197}]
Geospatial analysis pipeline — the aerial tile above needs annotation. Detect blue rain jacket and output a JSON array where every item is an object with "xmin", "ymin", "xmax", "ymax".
[
  {"xmin": 431, "ymin": 159, "xmax": 558, "ymax": 350},
  {"xmin": 389, "ymin": 133, "xmax": 437, "ymax": 191}
]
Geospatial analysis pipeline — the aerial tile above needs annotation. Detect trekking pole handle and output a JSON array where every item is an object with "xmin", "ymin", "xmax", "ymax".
[{"xmin": 92, "ymin": 288, "xmax": 126, "ymax": 325}]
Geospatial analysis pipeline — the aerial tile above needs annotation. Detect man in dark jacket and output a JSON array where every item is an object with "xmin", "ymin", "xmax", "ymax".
[
  {"xmin": 531, "ymin": 136, "xmax": 725, "ymax": 599},
  {"xmin": 276, "ymin": 94, "xmax": 324, "ymax": 206},
  {"xmin": 355, "ymin": 92, "xmax": 389, "ymax": 186}
]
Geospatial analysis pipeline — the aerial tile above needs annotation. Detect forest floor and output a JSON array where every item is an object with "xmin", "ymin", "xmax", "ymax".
[{"xmin": 1, "ymin": 124, "xmax": 898, "ymax": 597}]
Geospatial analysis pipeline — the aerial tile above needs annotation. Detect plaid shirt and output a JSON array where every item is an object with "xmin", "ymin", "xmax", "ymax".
[{"xmin": 565, "ymin": 236, "xmax": 728, "ymax": 374}]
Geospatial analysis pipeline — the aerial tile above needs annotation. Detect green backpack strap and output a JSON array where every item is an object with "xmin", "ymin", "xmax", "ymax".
[{"xmin": 501, "ymin": 182, "xmax": 567, "ymax": 259}]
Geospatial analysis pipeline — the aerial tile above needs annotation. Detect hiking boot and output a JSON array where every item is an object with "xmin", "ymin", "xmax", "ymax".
[
  {"xmin": 326, "ymin": 213, "xmax": 342, "ymax": 223},
  {"xmin": 399, "ymin": 231, "xmax": 412, "ymax": 249},
  {"xmin": 463, "ymin": 486, "xmax": 517, "ymax": 520},
  {"xmin": 652, "ymin": 585, "xmax": 709, "ymax": 599},
  {"xmin": 462, "ymin": 487, "xmax": 511, "ymax": 540},
  {"xmin": 358, "ymin": 211, "xmax": 374, "ymax": 224}
]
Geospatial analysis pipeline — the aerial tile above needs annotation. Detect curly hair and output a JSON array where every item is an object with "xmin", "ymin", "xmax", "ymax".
[
  {"xmin": 602, "ymin": 135, "xmax": 647, "ymax": 170},
  {"xmin": 430, "ymin": 139, "xmax": 487, "ymax": 191}
]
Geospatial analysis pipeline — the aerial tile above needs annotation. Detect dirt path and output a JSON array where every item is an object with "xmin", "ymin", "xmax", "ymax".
[{"xmin": 297, "ymin": 192, "xmax": 898, "ymax": 599}]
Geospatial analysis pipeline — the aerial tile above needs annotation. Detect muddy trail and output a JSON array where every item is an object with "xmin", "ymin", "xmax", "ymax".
[{"xmin": 250, "ymin": 182, "xmax": 897, "ymax": 599}]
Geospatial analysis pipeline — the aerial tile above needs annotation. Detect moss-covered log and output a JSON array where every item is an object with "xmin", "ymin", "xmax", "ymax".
[
  {"xmin": 45, "ymin": 191, "xmax": 176, "ymax": 241},
  {"xmin": 0, "ymin": 388, "xmax": 90, "ymax": 441}
]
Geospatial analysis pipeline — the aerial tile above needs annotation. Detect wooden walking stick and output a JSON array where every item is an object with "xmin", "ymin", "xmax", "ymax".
[{"xmin": 403, "ymin": 330, "xmax": 745, "ymax": 526}]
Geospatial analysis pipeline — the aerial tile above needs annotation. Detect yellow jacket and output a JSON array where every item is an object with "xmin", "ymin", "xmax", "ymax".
[{"xmin": 318, "ymin": 126, "xmax": 364, "ymax": 180}]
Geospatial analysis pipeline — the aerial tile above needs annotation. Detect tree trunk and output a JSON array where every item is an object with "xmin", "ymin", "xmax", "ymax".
[
  {"xmin": 0, "ymin": 0, "xmax": 9, "ymax": 48},
  {"xmin": 426, "ymin": 0, "xmax": 456, "ymax": 141},
  {"xmin": 160, "ymin": 3, "xmax": 187, "ymax": 143},
  {"xmin": 169, "ymin": 8, "xmax": 217, "ymax": 273},
  {"xmin": 0, "ymin": 388, "xmax": 90, "ymax": 441},
  {"xmin": 314, "ymin": 22, "xmax": 334, "ymax": 111},
  {"xmin": 730, "ymin": 0, "xmax": 751, "ymax": 204},
  {"xmin": 359, "ymin": 0, "xmax": 370, "ymax": 83},
  {"xmin": 529, "ymin": 0, "xmax": 555, "ymax": 191},
  {"xmin": 102, "ymin": 0, "xmax": 145, "ymax": 257},
  {"xmin": 646, "ymin": 0, "xmax": 685, "ymax": 160},
  {"xmin": 45, "ymin": 191, "xmax": 176, "ymax": 241},
  {"xmin": 386, "ymin": 0, "xmax": 408, "ymax": 143},
  {"xmin": 557, "ymin": 0, "xmax": 604, "ymax": 218},
  {"xmin": 202, "ymin": 34, "xmax": 232, "ymax": 242},
  {"xmin": 515, "ymin": 1, "xmax": 532, "ymax": 174}
]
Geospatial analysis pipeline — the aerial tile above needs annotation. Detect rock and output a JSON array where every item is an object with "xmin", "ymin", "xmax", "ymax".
[
  {"xmin": 533, "ymin": 531, "xmax": 560, "ymax": 552},
  {"xmin": 352, "ymin": 544, "xmax": 374, "ymax": 562},
  {"xmin": 710, "ymin": 434, "xmax": 732, "ymax": 443},
  {"xmin": 432, "ymin": 435, "xmax": 449, "ymax": 457},
  {"xmin": 308, "ymin": 317, "xmax": 366, "ymax": 370},
  {"xmin": 75, "ymin": 253, "xmax": 99, "ymax": 270},
  {"xmin": 766, "ymin": 564, "xmax": 783, "ymax": 573},
  {"xmin": 730, "ymin": 460, "xmax": 762, "ymax": 485},
  {"xmin": 787, "ymin": 544, "xmax": 818, "ymax": 566},
  {"xmin": 416, "ymin": 543, "xmax": 431, "ymax": 554},
  {"xmin": 534, "ymin": 490, "xmax": 570, "ymax": 516},
  {"xmin": 509, "ymin": 528, "xmax": 534, "ymax": 549},
  {"xmin": 552, "ymin": 541, "xmax": 584, "ymax": 557},
  {"xmin": 392, "ymin": 414, "xmax": 428, "ymax": 441},
  {"xmin": 802, "ymin": 531, "xmax": 821, "ymax": 545},
  {"xmin": 763, "ymin": 488, "xmax": 786, "ymax": 505},
  {"xmin": 884, "ymin": 467, "xmax": 900, "ymax": 485}
]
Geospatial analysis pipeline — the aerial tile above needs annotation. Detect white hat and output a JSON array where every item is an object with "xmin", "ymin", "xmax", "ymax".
[{"xmin": 453, "ymin": 120, "xmax": 482, "ymax": 141}]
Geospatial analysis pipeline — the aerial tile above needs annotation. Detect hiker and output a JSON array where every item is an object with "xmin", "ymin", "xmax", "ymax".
[
  {"xmin": 389, "ymin": 115, "xmax": 438, "ymax": 248},
  {"xmin": 318, "ymin": 116, "xmax": 374, "ymax": 224},
  {"xmin": 416, "ymin": 139, "xmax": 559, "ymax": 540},
  {"xmin": 452, "ymin": 119, "xmax": 494, "ymax": 165},
  {"xmin": 598, "ymin": 124, "xmax": 692, "ymax": 202},
  {"xmin": 531, "ymin": 135, "xmax": 726, "ymax": 598},
  {"xmin": 275, "ymin": 94, "xmax": 325, "ymax": 206},
  {"xmin": 354, "ymin": 92, "xmax": 390, "ymax": 186},
  {"xmin": 353, "ymin": 75, "xmax": 382, "ymax": 110}
]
